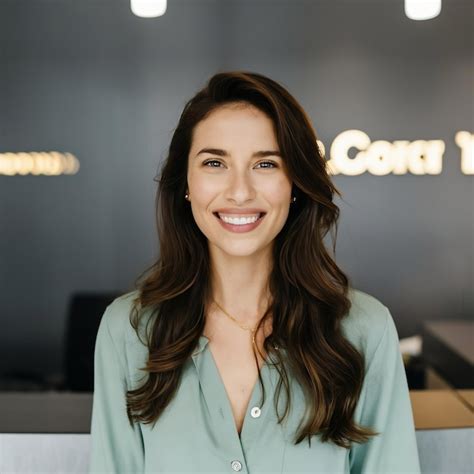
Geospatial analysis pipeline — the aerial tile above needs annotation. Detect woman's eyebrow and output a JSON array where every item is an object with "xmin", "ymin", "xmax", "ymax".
[{"xmin": 195, "ymin": 148, "xmax": 281, "ymax": 158}]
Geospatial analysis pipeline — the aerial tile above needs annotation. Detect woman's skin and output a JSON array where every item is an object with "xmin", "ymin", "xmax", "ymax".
[{"xmin": 186, "ymin": 102, "xmax": 293, "ymax": 434}]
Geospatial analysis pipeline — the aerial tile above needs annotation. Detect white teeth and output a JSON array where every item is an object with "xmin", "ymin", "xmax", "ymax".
[{"xmin": 218, "ymin": 213, "xmax": 260, "ymax": 225}]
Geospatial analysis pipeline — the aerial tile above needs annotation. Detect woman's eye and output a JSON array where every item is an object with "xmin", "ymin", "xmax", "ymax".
[
  {"xmin": 258, "ymin": 161, "xmax": 277, "ymax": 169},
  {"xmin": 202, "ymin": 160, "xmax": 277, "ymax": 169},
  {"xmin": 203, "ymin": 160, "xmax": 223, "ymax": 168}
]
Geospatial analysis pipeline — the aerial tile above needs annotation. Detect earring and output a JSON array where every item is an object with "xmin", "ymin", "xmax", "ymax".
[
  {"xmin": 185, "ymin": 193, "xmax": 189, "ymax": 200},
  {"xmin": 291, "ymin": 195, "xmax": 296, "ymax": 203}
]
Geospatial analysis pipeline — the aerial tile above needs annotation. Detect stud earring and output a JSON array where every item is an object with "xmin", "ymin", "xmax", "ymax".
[
  {"xmin": 291, "ymin": 195, "xmax": 296, "ymax": 203},
  {"xmin": 185, "ymin": 193, "xmax": 189, "ymax": 200}
]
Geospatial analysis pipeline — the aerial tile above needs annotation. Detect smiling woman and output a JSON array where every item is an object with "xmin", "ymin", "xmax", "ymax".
[
  {"xmin": 89, "ymin": 71, "xmax": 420, "ymax": 473},
  {"xmin": 186, "ymin": 102, "xmax": 293, "ymax": 253}
]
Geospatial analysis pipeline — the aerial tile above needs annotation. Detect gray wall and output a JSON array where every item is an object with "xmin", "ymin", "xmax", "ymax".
[{"xmin": 0, "ymin": 0, "xmax": 472, "ymax": 378}]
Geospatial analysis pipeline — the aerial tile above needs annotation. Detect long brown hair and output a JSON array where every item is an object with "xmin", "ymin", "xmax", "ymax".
[{"xmin": 125, "ymin": 71, "xmax": 379, "ymax": 449}]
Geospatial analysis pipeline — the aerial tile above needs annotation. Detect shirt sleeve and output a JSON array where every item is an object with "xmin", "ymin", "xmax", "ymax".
[
  {"xmin": 89, "ymin": 303, "xmax": 145, "ymax": 474},
  {"xmin": 349, "ymin": 306, "xmax": 421, "ymax": 474}
]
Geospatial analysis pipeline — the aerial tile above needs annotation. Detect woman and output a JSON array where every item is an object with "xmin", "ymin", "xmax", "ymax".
[{"xmin": 89, "ymin": 71, "xmax": 420, "ymax": 473}]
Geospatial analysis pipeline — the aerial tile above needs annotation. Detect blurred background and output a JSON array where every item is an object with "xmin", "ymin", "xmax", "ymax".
[{"xmin": 0, "ymin": 0, "xmax": 472, "ymax": 440}]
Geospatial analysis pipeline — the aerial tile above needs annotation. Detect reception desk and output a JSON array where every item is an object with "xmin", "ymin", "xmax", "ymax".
[{"xmin": 0, "ymin": 389, "xmax": 473, "ymax": 473}]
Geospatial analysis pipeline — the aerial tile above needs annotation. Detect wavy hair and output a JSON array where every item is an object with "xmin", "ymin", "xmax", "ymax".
[{"xmin": 124, "ymin": 71, "xmax": 379, "ymax": 449}]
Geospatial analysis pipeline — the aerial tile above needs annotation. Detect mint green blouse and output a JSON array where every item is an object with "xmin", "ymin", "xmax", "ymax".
[{"xmin": 89, "ymin": 288, "xmax": 421, "ymax": 473}]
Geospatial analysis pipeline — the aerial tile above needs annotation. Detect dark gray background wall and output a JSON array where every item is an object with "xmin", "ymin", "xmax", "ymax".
[{"xmin": 0, "ymin": 0, "xmax": 472, "ymax": 378}]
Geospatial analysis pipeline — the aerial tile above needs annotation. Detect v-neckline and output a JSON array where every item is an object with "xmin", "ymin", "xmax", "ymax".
[
  {"xmin": 197, "ymin": 335, "xmax": 273, "ymax": 440},
  {"xmin": 208, "ymin": 342, "xmax": 269, "ymax": 436}
]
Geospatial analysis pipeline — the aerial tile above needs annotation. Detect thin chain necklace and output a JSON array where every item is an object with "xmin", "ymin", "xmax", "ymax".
[{"xmin": 211, "ymin": 299, "xmax": 267, "ymax": 346}]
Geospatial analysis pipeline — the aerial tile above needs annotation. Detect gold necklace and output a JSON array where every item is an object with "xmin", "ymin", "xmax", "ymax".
[{"xmin": 211, "ymin": 299, "xmax": 267, "ymax": 345}]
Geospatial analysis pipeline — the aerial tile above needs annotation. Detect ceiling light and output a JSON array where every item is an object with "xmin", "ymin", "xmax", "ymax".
[
  {"xmin": 131, "ymin": 0, "xmax": 167, "ymax": 18},
  {"xmin": 405, "ymin": 0, "xmax": 442, "ymax": 20}
]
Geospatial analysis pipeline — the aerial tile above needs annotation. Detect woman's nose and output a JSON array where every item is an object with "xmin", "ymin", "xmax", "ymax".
[{"xmin": 224, "ymin": 172, "xmax": 256, "ymax": 202}]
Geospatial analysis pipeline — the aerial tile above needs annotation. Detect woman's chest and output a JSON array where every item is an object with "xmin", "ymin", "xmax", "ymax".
[
  {"xmin": 207, "ymin": 342, "xmax": 265, "ymax": 435},
  {"xmin": 139, "ymin": 360, "xmax": 350, "ymax": 473}
]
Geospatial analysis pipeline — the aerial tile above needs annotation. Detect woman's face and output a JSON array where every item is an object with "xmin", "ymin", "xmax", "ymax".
[{"xmin": 186, "ymin": 102, "xmax": 293, "ymax": 258}]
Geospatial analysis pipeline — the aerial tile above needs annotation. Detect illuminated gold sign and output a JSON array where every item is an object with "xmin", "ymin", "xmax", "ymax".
[
  {"xmin": 0, "ymin": 151, "xmax": 79, "ymax": 176},
  {"xmin": 322, "ymin": 130, "xmax": 473, "ymax": 175},
  {"xmin": 1, "ymin": 132, "xmax": 472, "ymax": 177},
  {"xmin": 455, "ymin": 131, "xmax": 474, "ymax": 175}
]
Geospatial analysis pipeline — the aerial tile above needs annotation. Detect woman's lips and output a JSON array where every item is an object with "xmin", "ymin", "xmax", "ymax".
[{"xmin": 213, "ymin": 212, "xmax": 266, "ymax": 233}]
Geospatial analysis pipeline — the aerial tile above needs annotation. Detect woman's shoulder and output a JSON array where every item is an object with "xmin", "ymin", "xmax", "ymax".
[
  {"xmin": 98, "ymin": 289, "xmax": 153, "ymax": 386},
  {"xmin": 100, "ymin": 289, "xmax": 152, "ymax": 347},
  {"xmin": 341, "ymin": 287, "xmax": 392, "ymax": 361}
]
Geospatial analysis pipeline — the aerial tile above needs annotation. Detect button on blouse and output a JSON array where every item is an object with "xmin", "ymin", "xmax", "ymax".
[
  {"xmin": 250, "ymin": 406, "xmax": 261, "ymax": 418},
  {"xmin": 231, "ymin": 459, "xmax": 242, "ymax": 471}
]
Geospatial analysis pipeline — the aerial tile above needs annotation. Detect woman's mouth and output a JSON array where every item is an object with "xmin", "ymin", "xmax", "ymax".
[{"xmin": 213, "ymin": 212, "xmax": 266, "ymax": 233}]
